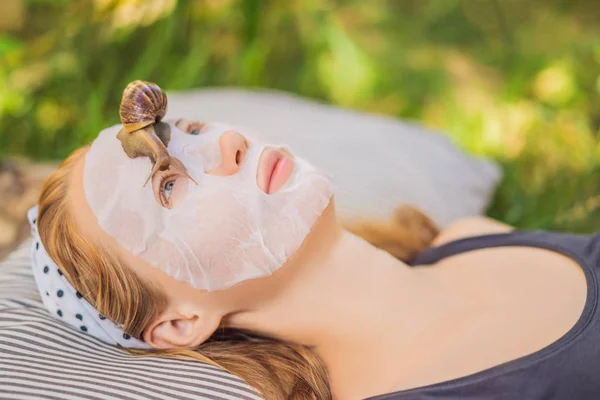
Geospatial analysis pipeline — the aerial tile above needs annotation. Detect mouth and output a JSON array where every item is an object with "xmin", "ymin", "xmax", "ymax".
[{"xmin": 257, "ymin": 147, "xmax": 295, "ymax": 194}]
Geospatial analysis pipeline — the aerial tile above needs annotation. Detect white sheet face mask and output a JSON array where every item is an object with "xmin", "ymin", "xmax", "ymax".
[{"xmin": 83, "ymin": 121, "xmax": 334, "ymax": 291}]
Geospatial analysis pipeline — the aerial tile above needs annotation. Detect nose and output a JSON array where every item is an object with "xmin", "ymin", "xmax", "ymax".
[{"xmin": 206, "ymin": 130, "xmax": 249, "ymax": 176}]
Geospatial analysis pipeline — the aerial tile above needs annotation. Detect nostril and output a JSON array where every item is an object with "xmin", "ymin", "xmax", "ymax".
[{"xmin": 235, "ymin": 150, "xmax": 242, "ymax": 165}]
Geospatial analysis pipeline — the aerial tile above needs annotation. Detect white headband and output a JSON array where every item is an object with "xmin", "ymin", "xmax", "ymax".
[{"xmin": 27, "ymin": 205, "xmax": 151, "ymax": 349}]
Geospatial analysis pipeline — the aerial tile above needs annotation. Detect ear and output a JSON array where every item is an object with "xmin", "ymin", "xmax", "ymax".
[{"xmin": 142, "ymin": 310, "xmax": 221, "ymax": 349}]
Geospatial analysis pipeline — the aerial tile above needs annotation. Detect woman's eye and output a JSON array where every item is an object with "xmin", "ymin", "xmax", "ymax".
[
  {"xmin": 163, "ymin": 180, "xmax": 175, "ymax": 202},
  {"xmin": 153, "ymin": 173, "xmax": 189, "ymax": 209},
  {"xmin": 175, "ymin": 119, "xmax": 204, "ymax": 136}
]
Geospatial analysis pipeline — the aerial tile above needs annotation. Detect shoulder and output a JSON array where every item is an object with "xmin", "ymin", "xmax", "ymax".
[{"xmin": 432, "ymin": 216, "xmax": 514, "ymax": 247}]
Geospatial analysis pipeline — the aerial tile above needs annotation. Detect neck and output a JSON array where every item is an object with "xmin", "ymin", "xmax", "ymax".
[{"xmin": 224, "ymin": 201, "xmax": 455, "ymax": 394}]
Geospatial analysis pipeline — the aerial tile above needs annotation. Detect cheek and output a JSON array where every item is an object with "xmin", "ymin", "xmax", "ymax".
[
  {"xmin": 198, "ymin": 195, "xmax": 261, "ymax": 257},
  {"xmin": 167, "ymin": 194, "xmax": 264, "ymax": 285}
]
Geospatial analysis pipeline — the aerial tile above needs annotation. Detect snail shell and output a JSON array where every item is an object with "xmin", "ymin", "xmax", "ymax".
[
  {"xmin": 117, "ymin": 80, "xmax": 195, "ymax": 187},
  {"xmin": 120, "ymin": 80, "xmax": 168, "ymax": 133}
]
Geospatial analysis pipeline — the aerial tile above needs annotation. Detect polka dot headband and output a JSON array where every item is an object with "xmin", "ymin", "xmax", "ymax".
[{"xmin": 27, "ymin": 205, "xmax": 151, "ymax": 349}]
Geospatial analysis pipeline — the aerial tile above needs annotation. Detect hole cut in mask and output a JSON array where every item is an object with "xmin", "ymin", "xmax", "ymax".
[{"xmin": 83, "ymin": 121, "xmax": 335, "ymax": 291}]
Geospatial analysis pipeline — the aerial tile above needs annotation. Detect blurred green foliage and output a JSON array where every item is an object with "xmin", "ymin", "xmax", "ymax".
[{"xmin": 1, "ymin": 0, "xmax": 600, "ymax": 231}]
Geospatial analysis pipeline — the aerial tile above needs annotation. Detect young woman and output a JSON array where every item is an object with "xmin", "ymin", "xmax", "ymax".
[{"xmin": 33, "ymin": 81, "xmax": 599, "ymax": 400}]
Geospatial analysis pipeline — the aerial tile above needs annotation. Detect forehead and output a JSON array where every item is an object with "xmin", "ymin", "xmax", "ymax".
[
  {"xmin": 84, "ymin": 120, "xmax": 204, "ymax": 184},
  {"xmin": 68, "ymin": 147, "xmax": 126, "ymax": 258},
  {"xmin": 83, "ymin": 124, "xmax": 155, "ymax": 210},
  {"xmin": 69, "ymin": 149, "xmax": 187, "ymax": 296}
]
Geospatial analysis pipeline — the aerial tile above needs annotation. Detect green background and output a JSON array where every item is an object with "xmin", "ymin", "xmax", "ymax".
[{"xmin": 1, "ymin": 0, "xmax": 600, "ymax": 231}]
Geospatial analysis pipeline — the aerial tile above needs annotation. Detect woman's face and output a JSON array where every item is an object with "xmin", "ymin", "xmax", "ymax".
[{"xmin": 82, "ymin": 119, "xmax": 334, "ymax": 291}]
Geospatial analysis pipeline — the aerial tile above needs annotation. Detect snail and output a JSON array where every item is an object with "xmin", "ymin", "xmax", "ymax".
[{"xmin": 117, "ymin": 80, "xmax": 197, "ymax": 186}]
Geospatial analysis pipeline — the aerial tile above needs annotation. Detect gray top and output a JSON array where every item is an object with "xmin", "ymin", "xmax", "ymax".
[{"xmin": 367, "ymin": 231, "xmax": 600, "ymax": 400}]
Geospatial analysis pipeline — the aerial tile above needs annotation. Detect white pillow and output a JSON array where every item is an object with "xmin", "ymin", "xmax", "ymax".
[
  {"xmin": 0, "ymin": 238, "xmax": 262, "ymax": 400},
  {"xmin": 166, "ymin": 88, "xmax": 501, "ymax": 227}
]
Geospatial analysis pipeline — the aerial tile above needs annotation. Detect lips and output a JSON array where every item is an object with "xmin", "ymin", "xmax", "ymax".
[{"xmin": 257, "ymin": 148, "xmax": 295, "ymax": 194}]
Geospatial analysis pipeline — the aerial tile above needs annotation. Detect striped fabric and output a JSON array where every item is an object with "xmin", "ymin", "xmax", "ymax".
[{"xmin": 0, "ymin": 238, "xmax": 262, "ymax": 400}]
